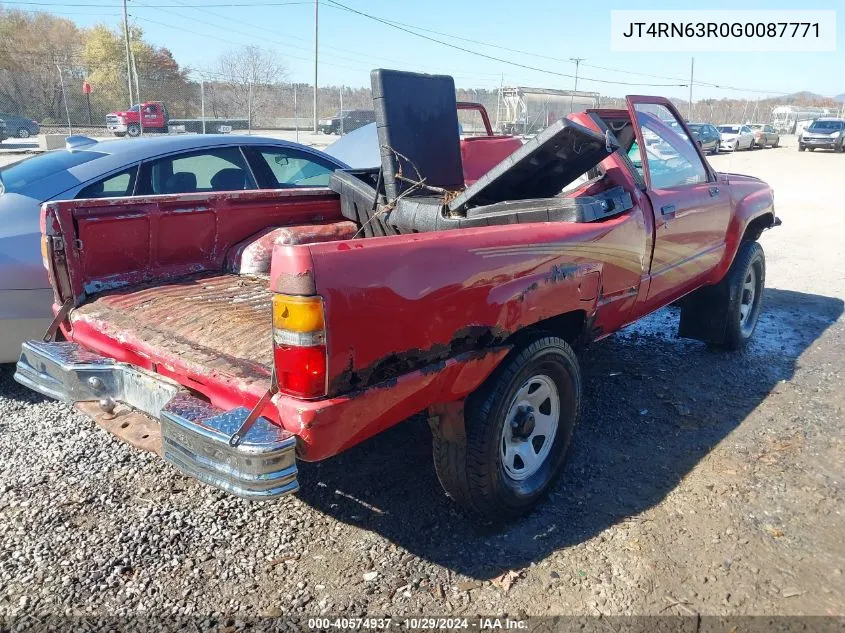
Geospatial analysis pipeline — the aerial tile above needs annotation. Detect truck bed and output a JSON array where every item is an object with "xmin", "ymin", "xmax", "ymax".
[{"xmin": 70, "ymin": 273, "xmax": 273, "ymax": 387}]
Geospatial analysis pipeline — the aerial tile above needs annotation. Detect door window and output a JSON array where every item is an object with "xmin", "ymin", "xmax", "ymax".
[
  {"xmin": 632, "ymin": 103, "xmax": 708, "ymax": 190},
  {"xmin": 138, "ymin": 147, "xmax": 256, "ymax": 195},
  {"xmin": 77, "ymin": 166, "xmax": 138, "ymax": 199},
  {"xmin": 252, "ymin": 146, "xmax": 336, "ymax": 188}
]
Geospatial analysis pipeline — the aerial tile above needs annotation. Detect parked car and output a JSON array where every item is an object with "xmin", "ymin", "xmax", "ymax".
[
  {"xmin": 0, "ymin": 118, "xmax": 7, "ymax": 142},
  {"xmin": 717, "ymin": 124, "xmax": 754, "ymax": 151},
  {"xmin": 319, "ymin": 109, "xmax": 376, "ymax": 135},
  {"xmin": 0, "ymin": 134, "xmax": 349, "ymax": 362},
  {"xmin": 749, "ymin": 124, "xmax": 780, "ymax": 148},
  {"xmin": 0, "ymin": 113, "xmax": 40, "ymax": 138},
  {"xmin": 798, "ymin": 118, "xmax": 845, "ymax": 152},
  {"xmin": 686, "ymin": 122, "xmax": 720, "ymax": 154},
  {"xmin": 13, "ymin": 75, "xmax": 778, "ymax": 520}
]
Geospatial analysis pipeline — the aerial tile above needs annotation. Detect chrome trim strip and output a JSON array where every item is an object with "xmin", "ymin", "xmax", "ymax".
[{"xmin": 14, "ymin": 340, "xmax": 298, "ymax": 500}]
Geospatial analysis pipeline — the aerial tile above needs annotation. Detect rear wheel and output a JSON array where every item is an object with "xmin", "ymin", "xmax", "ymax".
[
  {"xmin": 772, "ymin": 138, "xmax": 779, "ymax": 148},
  {"xmin": 432, "ymin": 336, "xmax": 581, "ymax": 521}
]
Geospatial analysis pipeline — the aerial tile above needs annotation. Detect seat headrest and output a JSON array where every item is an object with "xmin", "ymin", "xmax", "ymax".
[
  {"xmin": 210, "ymin": 168, "xmax": 247, "ymax": 192},
  {"xmin": 164, "ymin": 172, "xmax": 197, "ymax": 194}
]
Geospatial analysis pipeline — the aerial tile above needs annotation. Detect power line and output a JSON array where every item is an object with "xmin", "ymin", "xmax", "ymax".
[
  {"xmin": 1, "ymin": 0, "xmax": 809, "ymax": 97},
  {"xmin": 2, "ymin": 1, "xmax": 313, "ymax": 6},
  {"xmin": 321, "ymin": 0, "xmax": 687, "ymax": 88},
  {"xmin": 321, "ymin": 0, "xmax": 796, "ymax": 96},
  {"xmin": 130, "ymin": 0, "xmax": 504, "ymax": 81},
  {"xmin": 128, "ymin": 12, "xmax": 372, "ymax": 75}
]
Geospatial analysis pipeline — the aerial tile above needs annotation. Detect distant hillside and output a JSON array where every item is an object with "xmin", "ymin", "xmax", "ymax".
[
  {"xmin": 780, "ymin": 91, "xmax": 827, "ymax": 101},
  {"xmin": 834, "ymin": 94, "xmax": 845, "ymax": 103}
]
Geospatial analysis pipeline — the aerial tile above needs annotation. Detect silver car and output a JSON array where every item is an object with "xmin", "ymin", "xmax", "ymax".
[{"xmin": 0, "ymin": 134, "xmax": 348, "ymax": 362}]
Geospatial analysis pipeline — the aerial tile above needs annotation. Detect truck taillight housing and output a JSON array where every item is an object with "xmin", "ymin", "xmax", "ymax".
[{"xmin": 272, "ymin": 294, "xmax": 327, "ymax": 399}]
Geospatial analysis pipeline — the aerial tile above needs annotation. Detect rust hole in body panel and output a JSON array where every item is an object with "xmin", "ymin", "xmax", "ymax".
[{"xmin": 330, "ymin": 325, "xmax": 508, "ymax": 395}]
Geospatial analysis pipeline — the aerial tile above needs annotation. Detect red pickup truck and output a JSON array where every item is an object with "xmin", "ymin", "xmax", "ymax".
[
  {"xmin": 16, "ymin": 76, "xmax": 777, "ymax": 520},
  {"xmin": 106, "ymin": 101, "xmax": 169, "ymax": 137}
]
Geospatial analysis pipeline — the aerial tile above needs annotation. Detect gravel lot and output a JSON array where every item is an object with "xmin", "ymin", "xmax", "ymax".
[{"xmin": 1, "ymin": 137, "xmax": 843, "ymax": 624}]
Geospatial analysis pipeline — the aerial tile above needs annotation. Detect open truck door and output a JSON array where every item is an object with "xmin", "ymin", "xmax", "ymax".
[{"xmin": 626, "ymin": 96, "xmax": 731, "ymax": 307}]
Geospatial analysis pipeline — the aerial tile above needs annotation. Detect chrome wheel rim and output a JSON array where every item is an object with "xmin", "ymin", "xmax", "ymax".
[
  {"xmin": 501, "ymin": 375, "xmax": 559, "ymax": 481},
  {"xmin": 740, "ymin": 265, "xmax": 758, "ymax": 335}
]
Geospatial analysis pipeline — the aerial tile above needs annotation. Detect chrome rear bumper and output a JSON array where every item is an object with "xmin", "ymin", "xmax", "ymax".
[{"xmin": 15, "ymin": 340, "xmax": 298, "ymax": 500}]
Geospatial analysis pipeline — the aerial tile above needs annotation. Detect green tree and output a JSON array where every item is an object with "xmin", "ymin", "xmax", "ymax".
[
  {"xmin": 0, "ymin": 8, "xmax": 82, "ymax": 120},
  {"xmin": 82, "ymin": 23, "xmax": 191, "ymax": 115}
]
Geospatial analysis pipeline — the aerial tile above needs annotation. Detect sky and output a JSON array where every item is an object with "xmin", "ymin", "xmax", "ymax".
[{"xmin": 14, "ymin": 0, "xmax": 845, "ymax": 101}]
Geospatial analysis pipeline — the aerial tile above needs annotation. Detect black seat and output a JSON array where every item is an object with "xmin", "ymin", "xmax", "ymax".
[
  {"xmin": 211, "ymin": 168, "xmax": 247, "ymax": 191},
  {"xmin": 331, "ymin": 68, "xmax": 622, "ymax": 235},
  {"xmin": 164, "ymin": 172, "xmax": 197, "ymax": 194}
]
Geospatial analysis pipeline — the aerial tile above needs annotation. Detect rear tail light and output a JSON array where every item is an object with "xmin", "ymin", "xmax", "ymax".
[
  {"xmin": 40, "ymin": 235, "xmax": 50, "ymax": 269},
  {"xmin": 272, "ymin": 294, "xmax": 327, "ymax": 399}
]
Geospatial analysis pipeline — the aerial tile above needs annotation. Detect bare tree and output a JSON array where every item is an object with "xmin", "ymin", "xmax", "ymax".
[{"xmin": 209, "ymin": 46, "xmax": 287, "ymax": 123}]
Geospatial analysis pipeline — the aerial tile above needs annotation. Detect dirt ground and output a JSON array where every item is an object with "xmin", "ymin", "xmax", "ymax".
[{"xmin": 0, "ymin": 136, "xmax": 843, "ymax": 623}]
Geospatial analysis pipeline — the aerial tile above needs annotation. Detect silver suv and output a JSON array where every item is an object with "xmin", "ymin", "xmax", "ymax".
[{"xmin": 799, "ymin": 118, "xmax": 845, "ymax": 152}]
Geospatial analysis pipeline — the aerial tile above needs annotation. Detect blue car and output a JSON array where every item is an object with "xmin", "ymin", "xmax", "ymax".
[{"xmin": 0, "ymin": 113, "xmax": 40, "ymax": 139}]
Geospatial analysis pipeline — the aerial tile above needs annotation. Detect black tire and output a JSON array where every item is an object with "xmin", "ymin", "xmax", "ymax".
[
  {"xmin": 432, "ymin": 336, "xmax": 581, "ymax": 521},
  {"xmin": 717, "ymin": 241, "xmax": 766, "ymax": 350},
  {"xmin": 113, "ymin": 132, "xmax": 126, "ymax": 138},
  {"xmin": 808, "ymin": 147, "xmax": 815, "ymax": 152},
  {"xmin": 17, "ymin": 127, "xmax": 30, "ymax": 138},
  {"xmin": 772, "ymin": 138, "xmax": 779, "ymax": 148},
  {"xmin": 798, "ymin": 144, "xmax": 805, "ymax": 152},
  {"xmin": 127, "ymin": 123, "xmax": 141, "ymax": 138}
]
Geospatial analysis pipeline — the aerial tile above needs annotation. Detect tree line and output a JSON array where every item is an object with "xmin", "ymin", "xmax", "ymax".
[{"xmin": 1, "ymin": 8, "xmax": 840, "ymax": 129}]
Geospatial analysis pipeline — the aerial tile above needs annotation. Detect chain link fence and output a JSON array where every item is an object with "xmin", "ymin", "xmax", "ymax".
[
  {"xmin": 0, "ymin": 63, "xmax": 383, "ymax": 139},
  {"xmin": 1, "ymin": 53, "xmax": 839, "ymax": 142}
]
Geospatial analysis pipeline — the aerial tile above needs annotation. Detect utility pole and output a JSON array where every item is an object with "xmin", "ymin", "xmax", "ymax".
[
  {"xmin": 122, "ymin": 0, "xmax": 134, "ymax": 106},
  {"xmin": 56, "ymin": 63, "xmax": 72, "ymax": 136},
  {"xmin": 495, "ymin": 73, "xmax": 503, "ymax": 132},
  {"xmin": 201, "ymin": 80, "xmax": 206, "ymax": 134},
  {"xmin": 248, "ymin": 78, "xmax": 253, "ymax": 135},
  {"xmin": 130, "ymin": 46, "xmax": 142, "ymax": 134},
  {"xmin": 688, "ymin": 57, "xmax": 694, "ymax": 120},
  {"xmin": 313, "ymin": 0, "xmax": 318, "ymax": 133},
  {"xmin": 569, "ymin": 58, "xmax": 584, "ymax": 114}
]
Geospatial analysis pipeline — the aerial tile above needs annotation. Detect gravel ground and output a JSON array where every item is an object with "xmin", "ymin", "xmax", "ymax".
[{"xmin": 1, "ymin": 137, "xmax": 843, "ymax": 624}]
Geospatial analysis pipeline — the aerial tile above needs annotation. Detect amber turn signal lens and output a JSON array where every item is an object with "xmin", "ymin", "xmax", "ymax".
[
  {"xmin": 40, "ymin": 236, "xmax": 49, "ymax": 267},
  {"xmin": 272, "ymin": 294, "xmax": 325, "ymax": 333}
]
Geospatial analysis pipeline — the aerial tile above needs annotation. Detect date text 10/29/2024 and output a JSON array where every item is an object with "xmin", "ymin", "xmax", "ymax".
[{"xmin": 306, "ymin": 618, "xmax": 528, "ymax": 630}]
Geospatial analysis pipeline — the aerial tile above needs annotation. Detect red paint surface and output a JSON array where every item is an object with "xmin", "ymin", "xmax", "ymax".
[
  {"xmin": 108, "ymin": 101, "xmax": 166, "ymax": 129},
  {"xmin": 42, "ymin": 102, "xmax": 776, "ymax": 463},
  {"xmin": 460, "ymin": 136, "xmax": 524, "ymax": 184},
  {"xmin": 44, "ymin": 188, "xmax": 341, "ymax": 303}
]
